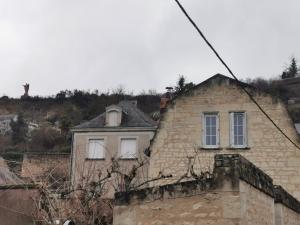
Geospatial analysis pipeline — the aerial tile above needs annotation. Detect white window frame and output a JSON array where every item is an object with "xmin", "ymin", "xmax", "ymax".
[
  {"xmin": 230, "ymin": 112, "xmax": 247, "ymax": 148},
  {"xmin": 87, "ymin": 138, "xmax": 106, "ymax": 159},
  {"xmin": 119, "ymin": 137, "xmax": 138, "ymax": 159},
  {"xmin": 202, "ymin": 113, "xmax": 220, "ymax": 148}
]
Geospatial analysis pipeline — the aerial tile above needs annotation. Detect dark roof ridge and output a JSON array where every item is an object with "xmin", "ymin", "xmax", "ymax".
[{"xmin": 171, "ymin": 73, "xmax": 267, "ymax": 102}]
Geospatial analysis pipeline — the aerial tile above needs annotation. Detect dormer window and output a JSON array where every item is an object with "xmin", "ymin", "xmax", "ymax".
[
  {"xmin": 106, "ymin": 105, "xmax": 122, "ymax": 127},
  {"xmin": 108, "ymin": 110, "xmax": 118, "ymax": 126}
]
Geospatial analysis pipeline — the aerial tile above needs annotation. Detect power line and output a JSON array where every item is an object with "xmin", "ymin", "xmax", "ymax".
[{"xmin": 173, "ymin": 0, "xmax": 300, "ymax": 150}]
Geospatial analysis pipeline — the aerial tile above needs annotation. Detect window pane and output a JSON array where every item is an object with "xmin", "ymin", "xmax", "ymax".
[
  {"xmin": 238, "ymin": 136, "xmax": 243, "ymax": 145},
  {"xmin": 211, "ymin": 126, "xmax": 216, "ymax": 134},
  {"xmin": 211, "ymin": 117, "xmax": 216, "ymax": 126},
  {"xmin": 206, "ymin": 117, "xmax": 211, "ymax": 126},
  {"xmin": 206, "ymin": 136, "xmax": 210, "ymax": 145},
  {"xmin": 238, "ymin": 126, "xmax": 243, "ymax": 135},
  {"xmin": 234, "ymin": 136, "xmax": 238, "ymax": 145},
  {"xmin": 232, "ymin": 112, "xmax": 246, "ymax": 146},
  {"xmin": 237, "ymin": 114, "xmax": 243, "ymax": 125},
  {"xmin": 211, "ymin": 136, "xmax": 216, "ymax": 145},
  {"xmin": 204, "ymin": 114, "xmax": 218, "ymax": 146},
  {"xmin": 206, "ymin": 126, "xmax": 211, "ymax": 135},
  {"xmin": 234, "ymin": 125, "xmax": 237, "ymax": 134}
]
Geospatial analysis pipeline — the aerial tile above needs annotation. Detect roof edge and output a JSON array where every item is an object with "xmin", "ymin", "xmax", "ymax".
[{"xmin": 71, "ymin": 126, "xmax": 157, "ymax": 133}]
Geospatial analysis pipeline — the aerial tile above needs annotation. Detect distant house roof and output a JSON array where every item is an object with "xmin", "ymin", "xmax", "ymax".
[
  {"xmin": 73, "ymin": 100, "xmax": 157, "ymax": 130},
  {"xmin": 0, "ymin": 114, "xmax": 17, "ymax": 122},
  {"xmin": 295, "ymin": 124, "xmax": 300, "ymax": 134}
]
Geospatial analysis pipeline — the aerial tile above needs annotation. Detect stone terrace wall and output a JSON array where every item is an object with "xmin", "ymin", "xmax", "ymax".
[
  {"xmin": 114, "ymin": 154, "xmax": 300, "ymax": 225},
  {"xmin": 274, "ymin": 186, "xmax": 300, "ymax": 225},
  {"xmin": 21, "ymin": 152, "xmax": 70, "ymax": 188},
  {"xmin": 0, "ymin": 185, "xmax": 39, "ymax": 225}
]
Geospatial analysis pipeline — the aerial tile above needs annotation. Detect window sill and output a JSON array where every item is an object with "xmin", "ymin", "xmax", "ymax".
[
  {"xmin": 85, "ymin": 158, "xmax": 106, "ymax": 161},
  {"xmin": 226, "ymin": 147, "xmax": 250, "ymax": 150},
  {"xmin": 118, "ymin": 157, "xmax": 138, "ymax": 160},
  {"xmin": 198, "ymin": 147, "xmax": 223, "ymax": 151}
]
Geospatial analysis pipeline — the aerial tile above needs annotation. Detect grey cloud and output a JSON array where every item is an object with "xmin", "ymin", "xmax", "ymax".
[{"xmin": 0, "ymin": 0, "xmax": 299, "ymax": 97}]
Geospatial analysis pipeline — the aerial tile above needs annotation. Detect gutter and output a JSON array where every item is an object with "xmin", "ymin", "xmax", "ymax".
[{"xmin": 70, "ymin": 126, "xmax": 157, "ymax": 133}]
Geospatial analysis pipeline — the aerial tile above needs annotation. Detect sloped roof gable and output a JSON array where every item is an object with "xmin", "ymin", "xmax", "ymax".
[{"xmin": 74, "ymin": 100, "xmax": 157, "ymax": 129}]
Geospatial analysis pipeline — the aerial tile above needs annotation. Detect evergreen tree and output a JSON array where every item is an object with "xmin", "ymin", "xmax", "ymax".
[
  {"xmin": 174, "ymin": 75, "xmax": 195, "ymax": 95},
  {"xmin": 282, "ymin": 57, "xmax": 298, "ymax": 79}
]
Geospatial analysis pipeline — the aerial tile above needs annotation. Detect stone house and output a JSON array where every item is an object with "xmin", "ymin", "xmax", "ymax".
[
  {"xmin": 0, "ymin": 114, "xmax": 17, "ymax": 135},
  {"xmin": 71, "ymin": 100, "xmax": 157, "ymax": 198},
  {"xmin": 148, "ymin": 74, "xmax": 300, "ymax": 200}
]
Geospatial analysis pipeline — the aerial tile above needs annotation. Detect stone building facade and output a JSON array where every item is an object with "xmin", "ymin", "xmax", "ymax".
[
  {"xmin": 71, "ymin": 100, "xmax": 157, "ymax": 198},
  {"xmin": 114, "ymin": 154, "xmax": 300, "ymax": 225},
  {"xmin": 149, "ymin": 74, "xmax": 300, "ymax": 200},
  {"xmin": 21, "ymin": 152, "xmax": 70, "ymax": 189}
]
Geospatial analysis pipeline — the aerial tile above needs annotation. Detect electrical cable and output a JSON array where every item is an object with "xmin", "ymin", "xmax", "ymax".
[{"xmin": 173, "ymin": 0, "xmax": 300, "ymax": 150}]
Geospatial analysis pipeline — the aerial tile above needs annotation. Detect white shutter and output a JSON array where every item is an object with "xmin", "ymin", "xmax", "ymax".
[
  {"xmin": 108, "ymin": 111, "xmax": 118, "ymax": 126},
  {"xmin": 120, "ymin": 139, "xmax": 137, "ymax": 158},
  {"xmin": 88, "ymin": 139, "xmax": 105, "ymax": 159}
]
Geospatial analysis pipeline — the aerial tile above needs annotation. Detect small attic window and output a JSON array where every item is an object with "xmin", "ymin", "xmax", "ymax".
[
  {"xmin": 106, "ymin": 105, "xmax": 122, "ymax": 127},
  {"xmin": 108, "ymin": 110, "xmax": 118, "ymax": 126}
]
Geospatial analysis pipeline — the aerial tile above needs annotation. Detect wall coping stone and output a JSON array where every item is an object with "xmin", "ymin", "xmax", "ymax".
[
  {"xmin": 0, "ymin": 183, "xmax": 37, "ymax": 190},
  {"xmin": 115, "ymin": 154, "xmax": 300, "ymax": 209},
  {"xmin": 214, "ymin": 154, "xmax": 274, "ymax": 197},
  {"xmin": 115, "ymin": 178, "xmax": 214, "ymax": 205},
  {"xmin": 274, "ymin": 185, "xmax": 300, "ymax": 213}
]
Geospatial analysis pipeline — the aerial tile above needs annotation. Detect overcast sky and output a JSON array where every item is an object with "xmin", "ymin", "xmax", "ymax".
[{"xmin": 1, "ymin": 0, "xmax": 300, "ymax": 97}]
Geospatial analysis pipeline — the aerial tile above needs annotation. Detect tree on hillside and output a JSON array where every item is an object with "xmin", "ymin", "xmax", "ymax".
[
  {"xmin": 10, "ymin": 113, "xmax": 28, "ymax": 145},
  {"xmin": 174, "ymin": 75, "xmax": 195, "ymax": 95},
  {"xmin": 282, "ymin": 57, "xmax": 298, "ymax": 79}
]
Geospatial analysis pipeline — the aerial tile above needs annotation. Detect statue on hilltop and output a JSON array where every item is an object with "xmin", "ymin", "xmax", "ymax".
[{"xmin": 21, "ymin": 83, "xmax": 30, "ymax": 99}]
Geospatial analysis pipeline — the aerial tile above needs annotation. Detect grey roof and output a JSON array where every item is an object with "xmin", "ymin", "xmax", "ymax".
[
  {"xmin": 74, "ymin": 100, "xmax": 157, "ymax": 129},
  {"xmin": 0, "ymin": 114, "xmax": 17, "ymax": 121},
  {"xmin": 295, "ymin": 123, "xmax": 300, "ymax": 134}
]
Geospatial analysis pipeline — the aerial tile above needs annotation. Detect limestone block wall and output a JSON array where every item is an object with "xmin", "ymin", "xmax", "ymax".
[
  {"xmin": 274, "ymin": 186, "xmax": 300, "ymax": 225},
  {"xmin": 149, "ymin": 77, "xmax": 300, "ymax": 199},
  {"xmin": 114, "ymin": 154, "xmax": 300, "ymax": 225},
  {"xmin": 240, "ymin": 180, "xmax": 275, "ymax": 225},
  {"xmin": 21, "ymin": 152, "xmax": 70, "ymax": 188},
  {"xmin": 114, "ymin": 191, "xmax": 241, "ymax": 225},
  {"xmin": 0, "ymin": 185, "xmax": 39, "ymax": 225},
  {"xmin": 275, "ymin": 204, "xmax": 300, "ymax": 225}
]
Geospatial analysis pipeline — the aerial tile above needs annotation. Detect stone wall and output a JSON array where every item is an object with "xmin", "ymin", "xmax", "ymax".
[
  {"xmin": 0, "ymin": 185, "xmax": 39, "ymax": 225},
  {"xmin": 114, "ymin": 154, "xmax": 300, "ymax": 225},
  {"xmin": 21, "ymin": 152, "xmax": 70, "ymax": 188},
  {"xmin": 274, "ymin": 186, "xmax": 300, "ymax": 225},
  {"xmin": 149, "ymin": 76, "xmax": 300, "ymax": 199}
]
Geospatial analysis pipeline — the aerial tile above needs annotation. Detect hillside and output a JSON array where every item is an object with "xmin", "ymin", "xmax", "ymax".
[{"xmin": 0, "ymin": 90, "xmax": 161, "ymax": 155}]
